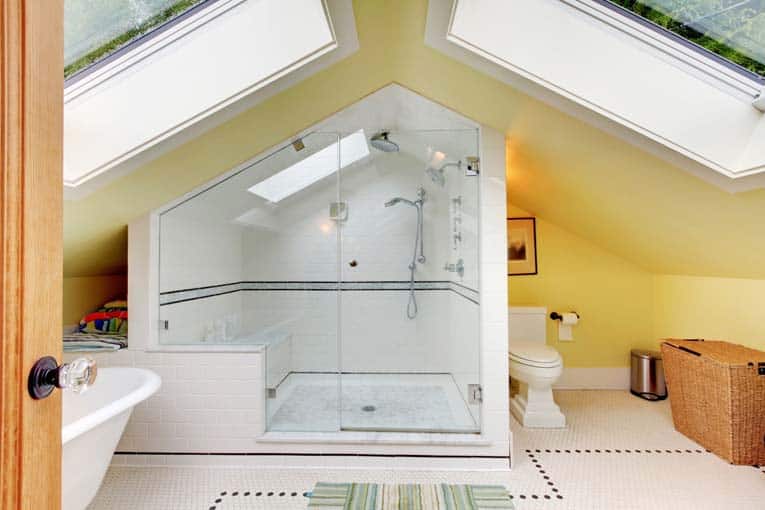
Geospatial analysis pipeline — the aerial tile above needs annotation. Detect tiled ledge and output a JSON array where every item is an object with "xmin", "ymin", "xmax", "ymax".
[{"xmin": 145, "ymin": 343, "xmax": 267, "ymax": 354}]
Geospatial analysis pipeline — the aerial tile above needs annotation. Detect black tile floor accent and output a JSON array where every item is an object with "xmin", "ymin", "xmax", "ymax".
[
  {"xmin": 510, "ymin": 450, "xmax": 564, "ymax": 502},
  {"xmin": 207, "ymin": 489, "xmax": 302, "ymax": 509},
  {"xmin": 515, "ymin": 446, "xmax": 738, "ymax": 503},
  {"xmin": 204, "ymin": 450, "xmax": 764, "ymax": 508}
]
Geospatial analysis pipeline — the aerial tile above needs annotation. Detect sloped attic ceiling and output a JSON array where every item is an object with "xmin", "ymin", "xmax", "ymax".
[
  {"xmin": 64, "ymin": 0, "xmax": 765, "ymax": 279},
  {"xmin": 159, "ymin": 84, "xmax": 476, "ymax": 228}
]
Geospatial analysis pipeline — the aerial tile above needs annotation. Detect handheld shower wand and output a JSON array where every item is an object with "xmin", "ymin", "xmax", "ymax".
[{"xmin": 384, "ymin": 187, "xmax": 426, "ymax": 319}]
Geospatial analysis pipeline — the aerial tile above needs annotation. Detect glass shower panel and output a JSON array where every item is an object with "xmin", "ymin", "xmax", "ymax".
[
  {"xmin": 157, "ymin": 132, "xmax": 342, "ymax": 432},
  {"xmin": 338, "ymin": 129, "xmax": 481, "ymax": 433}
]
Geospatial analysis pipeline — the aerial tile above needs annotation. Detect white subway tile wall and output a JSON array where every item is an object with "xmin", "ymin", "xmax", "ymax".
[{"xmin": 119, "ymin": 86, "xmax": 509, "ymax": 459}]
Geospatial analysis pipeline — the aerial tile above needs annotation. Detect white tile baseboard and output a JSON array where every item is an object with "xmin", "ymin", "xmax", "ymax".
[
  {"xmin": 554, "ymin": 367, "xmax": 630, "ymax": 390},
  {"xmin": 111, "ymin": 453, "xmax": 511, "ymax": 471}
]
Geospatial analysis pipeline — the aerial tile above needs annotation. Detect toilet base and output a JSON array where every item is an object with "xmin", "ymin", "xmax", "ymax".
[{"xmin": 510, "ymin": 382, "xmax": 566, "ymax": 429}]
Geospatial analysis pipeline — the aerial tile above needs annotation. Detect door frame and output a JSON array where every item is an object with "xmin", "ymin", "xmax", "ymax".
[{"xmin": 0, "ymin": 1, "xmax": 64, "ymax": 508}]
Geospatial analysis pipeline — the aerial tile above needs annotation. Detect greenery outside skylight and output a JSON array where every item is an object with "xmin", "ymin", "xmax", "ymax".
[
  {"xmin": 605, "ymin": 0, "xmax": 765, "ymax": 78},
  {"xmin": 64, "ymin": 0, "xmax": 209, "ymax": 79}
]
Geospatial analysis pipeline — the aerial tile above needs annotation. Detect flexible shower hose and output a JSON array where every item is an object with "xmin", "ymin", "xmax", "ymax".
[{"xmin": 407, "ymin": 204, "xmax": 424, "ymax": 319}]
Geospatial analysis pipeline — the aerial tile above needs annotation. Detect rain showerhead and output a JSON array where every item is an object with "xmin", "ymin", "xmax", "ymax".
[{"xmin": 370, "ymin": 131, "xmax": 399, "ymax": 152}]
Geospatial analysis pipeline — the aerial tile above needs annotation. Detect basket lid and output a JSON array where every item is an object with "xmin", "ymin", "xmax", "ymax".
[{"xmin": 662, "ymin": 339, "xmax": 765, "ymax": 367}]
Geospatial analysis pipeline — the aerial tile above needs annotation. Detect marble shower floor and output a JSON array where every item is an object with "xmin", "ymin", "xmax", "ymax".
[
  {"xmin": 89, "ymin": 391, "xmax": 765, "ymax": 510},
  {"xmin": 266, "ymin": 373, "xmax": 479, "ymax": 433}
]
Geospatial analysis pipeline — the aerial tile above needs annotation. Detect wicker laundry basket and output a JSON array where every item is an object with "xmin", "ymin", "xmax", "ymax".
[{"xmin": 661, "ymin": 339, "xmax": 765, "ymax": 465}]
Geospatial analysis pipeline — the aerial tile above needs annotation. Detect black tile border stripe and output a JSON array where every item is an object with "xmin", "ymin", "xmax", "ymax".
[
  {"xmin": 208, "ymin": 489, "xmax": 302, "ymax": 510},
  {"xmin": 113, "ymin": 451, "xmax": 511, "ymax": 459},
  {"xmin": 159, "ymin": 280, "xmax": 479, "ymax": 306},
  {"xmin": 512, "ymin": 450, "xmax": 564, "ymax": 502},
  {"xmin": 514, "ymin": 446, "xmax": 749, "ymax": 502},
  {"xmin": 528, "ymin": 447, "xmax": 708, "ymax": 455}
]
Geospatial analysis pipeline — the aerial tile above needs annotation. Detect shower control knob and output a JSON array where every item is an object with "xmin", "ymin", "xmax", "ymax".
[
  {"xmin": 349, "ymin": 260, "xmax": 358, "ymax": 267},
  {"xmin": 28, "ymin": 356, "xmax": 97, "ymax": 400},
  {"xmin": 443, "ymin": 259, "xmax": 465, "ymax": 277}
]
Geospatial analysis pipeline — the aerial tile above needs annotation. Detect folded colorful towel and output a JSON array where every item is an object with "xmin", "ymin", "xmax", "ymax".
[{"xmin": 79, "ymin": 299, "xmax": 127, "ymax": 335}]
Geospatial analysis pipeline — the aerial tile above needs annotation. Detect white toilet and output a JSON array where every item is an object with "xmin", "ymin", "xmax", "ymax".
[{"xmin": 508, "ymin": 307, "xmax": 566, "ymax": 428}]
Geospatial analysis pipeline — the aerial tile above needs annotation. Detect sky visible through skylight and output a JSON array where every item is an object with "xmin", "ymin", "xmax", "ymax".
[
  {"xmin": 607, "ymin": 0, "xmax": 765, "ymax": 78},
  {"xmin": 64, "ymin": 0, "xmax": 207, "ymax": 78},
  {"xmin": 248, "ymin": 130, "xmax": 371, "ymax": 203}
]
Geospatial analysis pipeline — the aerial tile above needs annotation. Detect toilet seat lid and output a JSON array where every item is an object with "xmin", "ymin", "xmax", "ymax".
[{"xmin": 509, "ymin": 340, "xmax": 562, "ymax": 367}]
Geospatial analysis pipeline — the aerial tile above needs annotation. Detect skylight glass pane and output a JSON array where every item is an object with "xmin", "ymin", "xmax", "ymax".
[
  {"xmin": 64, "ymin": 0, "xmax": 207, "ymax": 78},
  {"xmin": 606, "ymin": 0, "xmax": 765, "ymax": 78},
  {"xmin": 248, "ymin": 130, "xmax": 370, "ymax": 203}
]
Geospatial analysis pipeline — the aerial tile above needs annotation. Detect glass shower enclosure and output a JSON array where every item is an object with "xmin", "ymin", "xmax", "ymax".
[{"xmin": 157, "ymin": 128, "xmax": 481, "ymax": 434}]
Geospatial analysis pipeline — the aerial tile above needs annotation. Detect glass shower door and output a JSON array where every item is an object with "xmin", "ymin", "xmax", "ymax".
[
  {"xmin": 253, "ymin": 132, "xmax": 344, "ymax": 432},
  {"xmin": 337, "ymin": 128, "xmax": 481, "ymax": 433},
  {"xmin": 157, "ymin": 131, "xmax": 343, "ymax": 432}
]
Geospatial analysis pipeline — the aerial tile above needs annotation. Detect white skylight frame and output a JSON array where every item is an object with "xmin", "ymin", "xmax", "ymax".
[
  {"xmin": 436, "ymin": 0, "xmax": 765, "ymax": 190},
  {"xmin": 63, "ymin": 0, "xmax": 348, "ymax": 197},
  {"xmin": 561, "ymin": 0, "xmax": 764, "ymax": 97},
  {"xmin": 247, "ymin": 129, "xmax": 370, "ymax": 203},
  {"xmin": 593, "ymin": 0, "xmax": 765, "ymax": 83},
  {"xmin": 64, "ymin": 0, "xmax": 218, "ymax": 83}
]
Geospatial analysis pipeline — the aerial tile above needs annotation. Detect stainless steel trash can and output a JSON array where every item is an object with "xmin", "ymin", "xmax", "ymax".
[{"xmin": 630, "ymin": 349, "xmax": 667, "ymax": 401}]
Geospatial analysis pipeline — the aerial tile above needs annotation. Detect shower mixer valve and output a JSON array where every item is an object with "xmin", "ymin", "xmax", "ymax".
[{"xmin": 444, "ymin": 259, "xmax": 465, "ymax": 277}]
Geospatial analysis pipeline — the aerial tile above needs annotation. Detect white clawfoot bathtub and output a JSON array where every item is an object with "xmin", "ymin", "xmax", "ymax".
[{"xmin": 62, "ymin": 367, "xmax": 161, "ymax": 510}]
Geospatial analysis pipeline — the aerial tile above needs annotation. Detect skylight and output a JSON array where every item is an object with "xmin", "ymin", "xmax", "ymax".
[
  {"xmin": 604, "ymin": 0, "xmax": 765, "ymax": 78},
  {"xmin": 64, "ymin": 0, "xmax": 210, "ymax": 79},
  {"xmin": 248, "ymin": 130, "xmax": 370, "ymax": 203}
]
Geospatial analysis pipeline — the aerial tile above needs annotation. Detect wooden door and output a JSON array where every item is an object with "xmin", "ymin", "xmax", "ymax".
[{"xmin": 0, "ymin": 1, "xmax": 64, "ymax": 509}]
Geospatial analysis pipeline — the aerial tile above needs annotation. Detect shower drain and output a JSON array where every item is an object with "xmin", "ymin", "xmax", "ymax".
[{"xmin": 362, "ymin": 405, "xmax": 376, "ymax": 412}]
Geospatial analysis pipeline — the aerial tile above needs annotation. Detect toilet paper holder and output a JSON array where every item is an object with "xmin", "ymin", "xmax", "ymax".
[{"xmin": 550, "ymin": 311, "xmax": 580, "ymax": 321}]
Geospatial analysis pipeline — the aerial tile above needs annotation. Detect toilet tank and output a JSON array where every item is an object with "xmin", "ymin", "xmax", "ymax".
[{"xmin": 509, "ymin": 306, "xmax": 547, "ymax": 343}]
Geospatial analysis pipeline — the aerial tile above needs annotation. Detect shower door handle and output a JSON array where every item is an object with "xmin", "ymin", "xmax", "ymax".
[{"xmin": 28, "ymin": 356, "xmax": 97, "ymax": 399}]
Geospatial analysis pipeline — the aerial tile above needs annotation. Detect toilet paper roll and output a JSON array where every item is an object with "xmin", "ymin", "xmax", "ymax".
[{"xmin": 560, "ymin": 313, "xmax": 579, "ymax": 326}]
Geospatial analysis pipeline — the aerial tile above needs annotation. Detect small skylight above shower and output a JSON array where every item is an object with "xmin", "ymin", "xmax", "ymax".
[{"xmin": 247, "ymin": 130, "xmax": 370, "ymax": 203}]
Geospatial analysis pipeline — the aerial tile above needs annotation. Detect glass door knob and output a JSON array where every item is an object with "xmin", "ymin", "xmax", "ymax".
[{"xmin": 28, "ymin": 356, "xmax": 97, "ymax": 400}]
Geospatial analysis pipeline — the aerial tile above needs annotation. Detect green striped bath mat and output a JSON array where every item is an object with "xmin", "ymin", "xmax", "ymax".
[{"xmin": 307, "ymin": 483, "xmax": 514, "ymax": 509}]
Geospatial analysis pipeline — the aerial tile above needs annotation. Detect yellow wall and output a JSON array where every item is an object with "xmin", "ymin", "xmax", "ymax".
[
  {"xmin": 60, "ymin": 0, "xmax": 765, "ymax": 366},
  {"xmin": 507, "ymin": 204, "xmax": 655, "ymax": 367},
  {"xmin": 652, "ymin": 275, "xmax": 765, "ymax": 352},
  {"xmin": 63, "ymin": 275, "xmax": 127, "ymax": 326},
  {"xmin": 64, "ymin": 0, "xmax": 765, "ymax": 280},
  {"xmin": 507, "ymin": 202, "xmax": 765, "ymax": 366}
]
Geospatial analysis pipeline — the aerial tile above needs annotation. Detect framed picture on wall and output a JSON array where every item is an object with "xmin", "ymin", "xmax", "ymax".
[{"xmin": 507, "ymin": 217, "xmax": 537, "ymax": 276}]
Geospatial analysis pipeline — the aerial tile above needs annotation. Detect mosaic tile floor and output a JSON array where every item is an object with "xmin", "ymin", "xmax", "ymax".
[{"xmin": 89, "ymin": 390, "xmax": 765, "ymax": 510}]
